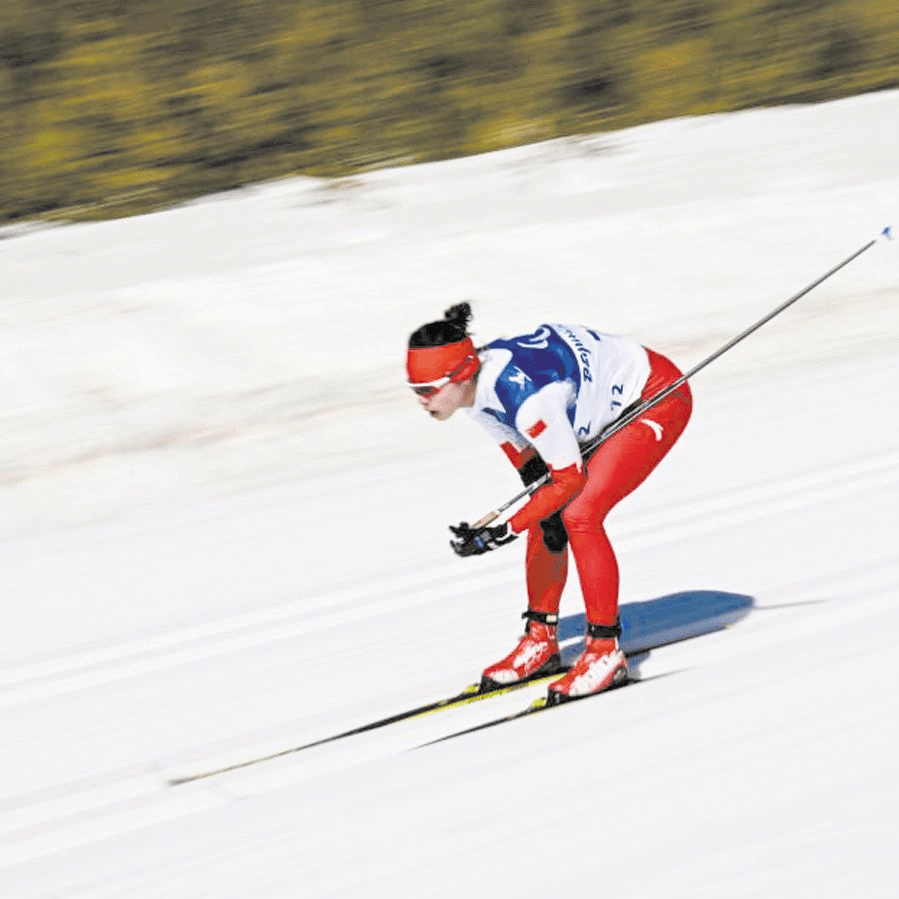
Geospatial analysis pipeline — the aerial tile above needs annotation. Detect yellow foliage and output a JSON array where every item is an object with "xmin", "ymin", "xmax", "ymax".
[
  {"xmin": 0, "ymin": 0, "xmax": 897, "ymax": 221},
  {"xmin": 467, "ymin": 115, "xmax": 555, "ymax": 155},
  {"xmin": 632, "ymin": 40, "xmax": 717, "ymax": 120},
  {"xmin": 21, "ymin": 125, "xmax": 80, "ymax": 170}
]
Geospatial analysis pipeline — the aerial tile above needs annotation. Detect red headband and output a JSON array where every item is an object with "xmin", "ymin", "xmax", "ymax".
[{"xmin": 406, "ymin": 337, "xmax": 479, "ymax": 385}]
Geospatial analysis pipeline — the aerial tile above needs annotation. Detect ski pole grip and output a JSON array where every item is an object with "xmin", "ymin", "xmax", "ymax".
[{"xmin": 472, "ymin": 510, "xmax": 500, "ymax": 529}]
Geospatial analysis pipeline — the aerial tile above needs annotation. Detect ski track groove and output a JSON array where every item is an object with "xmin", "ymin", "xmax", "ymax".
[
  {"xmin": 0, "ymin": 554, "xmax": 896, "ymax": 871},
  {"xmin": 0, "ymin": 447, "xmax": 893, "ymax": 711},
  {"xmin": 0, "ymin": 440, "xmax": 895, "ymax": 870}
]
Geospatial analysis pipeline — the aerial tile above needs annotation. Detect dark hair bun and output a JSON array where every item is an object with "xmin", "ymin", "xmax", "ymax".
[
  {"xmin": 407, "ymin": 301, "xmax": 474, "ymax": 349},
  {"xmin": 444, "ymin": 302, "xmax": 473, "ymax": 332}
]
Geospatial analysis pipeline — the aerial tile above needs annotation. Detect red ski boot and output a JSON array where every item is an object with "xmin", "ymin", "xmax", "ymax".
[
  {"xmin": 546, "ymin": 630, "xmax": 628, "ymax": 705},
  {"xmin": 480, "ymin": 611, "xmax": 562, "ymax": 692}
]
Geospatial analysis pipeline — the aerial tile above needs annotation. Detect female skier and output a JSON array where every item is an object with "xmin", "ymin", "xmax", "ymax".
[{"xmin": 406, "ymin": 302, "xmax": 692, "ymax": 704}]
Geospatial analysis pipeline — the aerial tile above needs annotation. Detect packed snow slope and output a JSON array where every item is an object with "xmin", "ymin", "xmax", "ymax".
[{"xmin": 1, "ymin": 90, "xmax": 897, "ymax": 898}]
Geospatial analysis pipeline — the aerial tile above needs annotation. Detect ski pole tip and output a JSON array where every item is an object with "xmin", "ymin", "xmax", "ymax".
[{"xmin": 881, "ymin": 226, "xmax": 893, "ymax": 240}]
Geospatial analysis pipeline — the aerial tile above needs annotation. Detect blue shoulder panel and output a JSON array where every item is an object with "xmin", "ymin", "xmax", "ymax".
[{"xmin": 485, "ymin": 326, "xmax": 580, "ymax": 427}]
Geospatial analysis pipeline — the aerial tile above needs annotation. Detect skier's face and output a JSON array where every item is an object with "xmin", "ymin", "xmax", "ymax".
[{"xmin": 417, "ymin": 378, "xmax": 474, "ymax": 420}]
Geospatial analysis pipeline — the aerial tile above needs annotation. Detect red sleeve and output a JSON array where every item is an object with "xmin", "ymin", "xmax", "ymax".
[
  {"xmin": 499, "ymin": 441, "xmax": 536, "ymax": 470},
  {"xmin": 508, "ymin": 463, "xmax": 586, "ymax": 533}
]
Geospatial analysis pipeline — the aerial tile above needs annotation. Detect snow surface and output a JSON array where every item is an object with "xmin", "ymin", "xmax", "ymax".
[{"xmin": 1, "ymin": 90, "xmax": 897, "ymax": 898}]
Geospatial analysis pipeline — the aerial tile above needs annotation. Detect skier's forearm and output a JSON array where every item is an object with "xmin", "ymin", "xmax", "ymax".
[
  {"xmin": 499, "ymin": 440, "xmax": 537, "ymax": 471},
  {"xmin": 509, "ymin": 463, "xmax": 586, "ymax": 533}
]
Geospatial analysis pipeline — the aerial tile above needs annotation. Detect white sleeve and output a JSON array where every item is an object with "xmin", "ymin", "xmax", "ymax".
[
  {"xmin": 513, "ymin": 381, "xmax": 583, "ymax": 472},
  {"xmin": 471, "ymin": 408, "xmax": 530, "ymax": 454}
]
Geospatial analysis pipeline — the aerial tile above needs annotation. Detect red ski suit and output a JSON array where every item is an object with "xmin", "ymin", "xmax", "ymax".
[{"xmin": 514, "ymin": 348, "xmax": 691, "ymax": 626}]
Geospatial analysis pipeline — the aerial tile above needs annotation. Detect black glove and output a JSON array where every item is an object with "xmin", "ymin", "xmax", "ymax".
[
  {"xmin": 449, "ymin": 521, "xmax": 518, "ymax": 557},
  {"xmin": 539, "ymin": 512, "xmax": 569, "ymax": 553},
  {"xmin": 518, "ymin": 455, "xmax": 549, "ymax": 487},
  {"xmin": 517, "ymin": 456, "xmax": 569, "ymax": 554}
]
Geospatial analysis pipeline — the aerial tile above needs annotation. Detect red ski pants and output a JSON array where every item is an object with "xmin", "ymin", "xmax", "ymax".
[{"xmin": 525, "ymin": 349, "xmax": 692, "ymax": 626}]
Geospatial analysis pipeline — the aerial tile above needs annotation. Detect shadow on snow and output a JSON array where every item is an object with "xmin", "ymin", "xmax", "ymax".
[{"xmin": 557, "ymin": 589, "xmax": 755, "ymax": 669}]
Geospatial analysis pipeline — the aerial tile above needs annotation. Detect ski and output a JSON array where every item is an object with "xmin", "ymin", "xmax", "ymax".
[
  {"xmin": 167, "ymin": 590, "xmax": 752, "ymax": 785},
  {"xmin": 416, "ymin": 673, "xmax": 672, "ymax": 747},
  {"xmin": 420, "ymin": 692, "xmax": 562, "ymax": 745},
  {"xmin": 166, "ymin": 670, "xmax": 565, "ymax": 786}
]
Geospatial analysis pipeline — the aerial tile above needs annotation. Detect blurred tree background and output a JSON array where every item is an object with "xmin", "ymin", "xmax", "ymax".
[{"xmin": 1, "ymin": 0, "xmax": 897, "ymax": 222}]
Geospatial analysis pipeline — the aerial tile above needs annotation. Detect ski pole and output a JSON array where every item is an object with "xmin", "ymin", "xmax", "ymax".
[{"xmin": 472, "ymin": 227, "xmax": 892, "ymax": 530}]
